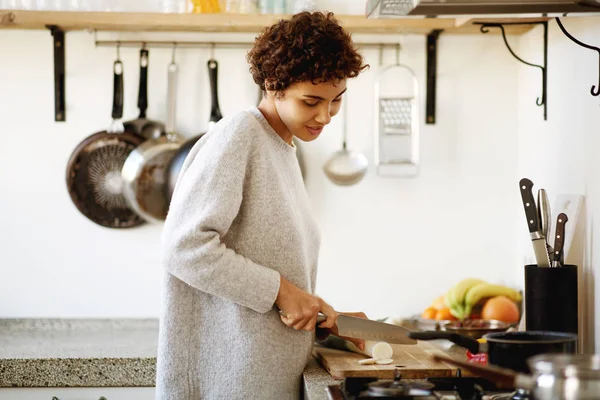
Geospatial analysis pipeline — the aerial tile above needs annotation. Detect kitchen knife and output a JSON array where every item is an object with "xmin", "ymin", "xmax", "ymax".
[
  {"xmin": 537, "ymin": 188, "xmax": 553, "ymax": 256},
  {"xmin": 519, "ymin": 178, "xmax": 551, "ymax": 267},
  {"xmin": 316, "ymin": 314, "xmax": 417, "ymax": 345},
  {"xmin": 552, "ymin": 213, "xmax": 568, "ymax": 268}
]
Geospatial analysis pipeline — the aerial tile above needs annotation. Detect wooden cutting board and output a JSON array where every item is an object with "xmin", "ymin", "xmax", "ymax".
[{"xmin": 313, "ymin": 341, "xmax": 475, "ymax": 380}]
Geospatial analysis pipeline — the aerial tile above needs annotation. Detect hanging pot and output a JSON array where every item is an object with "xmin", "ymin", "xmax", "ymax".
[
  {"xmin": 65, "ymin": 52, "xmax": 146, "ymax": 229},
  {"xmin": 165, "ymin": 56, "xmax": 223, "ymax": 202},
  {"xmin": 121, "ymin": 51, "xmax": 182, "ymax": 223},
  {"xmin": 123, "ymin": 47, "xmax": 166, "ymax": 140}
]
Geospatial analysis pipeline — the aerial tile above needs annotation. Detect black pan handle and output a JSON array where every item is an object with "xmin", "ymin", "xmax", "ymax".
[
  {"xmin": 208, "ymin": 59, "xmax": 223, "ymax": 123},
  {"xmin": 138, "ymin": 48, "xmax": 149, "ymax": 118},
  {"xmin": 408, "ymin": 331, "xmax": 481, "ymax": 354},
  {"xmin": 112, "ymin": 60, "xmax": 124, "ymax": 119}
]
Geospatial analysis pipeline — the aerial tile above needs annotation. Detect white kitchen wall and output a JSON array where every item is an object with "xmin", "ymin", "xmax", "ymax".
[
  {"xmin": 516, "ymin": 16, "xmax": 600, "ymax": 353},
  {"xmin": 0, "ymin": 24, "xmax": 523, "ymax": 321}
]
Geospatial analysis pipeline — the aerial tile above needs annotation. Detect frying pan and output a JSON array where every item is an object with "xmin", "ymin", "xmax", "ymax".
[
  {"xmin": 409, "ymin": 330, "xmax": 577, "ymax": 373},
  {"xmin": 164, "ymin": 57, "xmax": 224, "ymax": 202},
  {"xmin": 123, "ymin": 48, "xmax": 165, "ymax": 140},
  {"xmin": 121, "ymin": 54, "xmax": 183, "ymax": 223},
  {"xmin": 66, "ymin": 53, "xmax": 146, "ymax": 229}
]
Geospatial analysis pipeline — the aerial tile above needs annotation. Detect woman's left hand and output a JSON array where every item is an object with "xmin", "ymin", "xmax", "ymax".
[{"xmin": 317, "ymin": 311, "xmax": 368, "ymax": 351}]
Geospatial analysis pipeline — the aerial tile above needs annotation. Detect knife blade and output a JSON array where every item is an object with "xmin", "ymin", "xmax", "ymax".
[
  {"xmin": 316, "ymin": 314, "xmax": 417, "ymax": 345},
  {"xmin": 552, "ymin": 213, "xmax": 568, "ymax": 268},
  {"xmin": 519, "ymin": 178, "xmax": 551, "ymax": 267},
  {"xmin": 537, "ymin": 188, "xmax": 553, "ymax": 256}
]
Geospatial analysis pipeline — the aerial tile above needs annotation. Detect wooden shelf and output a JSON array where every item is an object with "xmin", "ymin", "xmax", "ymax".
[{"xmin": 0, "ymin": 10, "xmax": 546, "ymax": 35}]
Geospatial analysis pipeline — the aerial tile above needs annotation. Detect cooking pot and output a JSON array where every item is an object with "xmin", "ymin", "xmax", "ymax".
[
  {"xmin": 409, "ymin": 330, "xmax": 577, "ymax": 373},
  {"xmin": 431, "ymin": 352, "xmax": 600, "ymax": 400}
]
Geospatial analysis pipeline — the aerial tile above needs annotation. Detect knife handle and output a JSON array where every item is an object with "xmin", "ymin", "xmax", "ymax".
[
  {"xmin": 553, "ymin": 213, "xmax": 568, "ymax": 267},
  {"xmin": 407, "ymin": 331, "xmax": 481, "ymax": 354},
  {"xmin": 281, "ymin": 310, "xmax": 328, "ymax": 323},
  {"xmin": 519, "ymin": 178, "xmax": 540, "ymax": 234}
]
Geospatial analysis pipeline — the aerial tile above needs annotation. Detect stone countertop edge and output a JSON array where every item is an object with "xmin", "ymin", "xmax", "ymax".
[
  {"xmin": 0, "ymin": 317, "xmax": 334, "ymax": 397},
  {"xmin": 0, "ymin": 357, "xmax": 157, "ymax": 388},
  {"xmin": 303, "ymin": 356, "xmax": 340, "ymax": 400}
]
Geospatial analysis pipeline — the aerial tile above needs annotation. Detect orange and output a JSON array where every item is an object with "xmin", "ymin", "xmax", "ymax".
[
  {"xmin": 481, "ymin": 296, "xmax": 520, "ymax": 323},
  {"xmin": 431, "ymin": 295, "xmax": 446, "ymax": 310},
  {"xmin": 421, "ymin": 307, "xmax": 437, "ymax": 320},
  {"xmin": 434, "ymin": 308, "xmax": 457, "ymax": 321}
]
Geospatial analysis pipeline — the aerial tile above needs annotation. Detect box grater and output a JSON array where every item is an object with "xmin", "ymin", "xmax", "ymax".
[{"xmin": 374, "ymin": 45, "xmax": 419, "ymax": 177}]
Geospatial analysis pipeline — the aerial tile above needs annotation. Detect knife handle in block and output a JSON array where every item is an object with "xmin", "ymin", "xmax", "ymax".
[
  {"xmin": 553, "ymin": 213, "xmax": 568, "ymax": 268},
  {"xmin": 519, "ymin": 178, "xmax": 540, "ymax": 235}
]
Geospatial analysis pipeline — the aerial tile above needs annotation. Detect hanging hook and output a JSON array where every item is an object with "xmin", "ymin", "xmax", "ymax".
[
  {"xmin": 378, "ymin": 44, "xmax": 383, "ymax": 66},
  {"xmin": 395, "ymin": 43, "xmax": 401, "ymax": 65},
  {"xmin": 171, "ymin": 42, "xmax": 177, "ymax": 64},
  {"xmin": 477, "ymin": 22, "xmax": 547, "ymax": 115},
  {"xmin": 210, "ymin": 42, "xmax": 215, "ymax": 60},
  {"xmin": 556, "ymin": 18, "xmax": 600, "ymax": 97},
  {"xmin": 116, "ymin": 41, "xmax": 121, "ymax": 61}
]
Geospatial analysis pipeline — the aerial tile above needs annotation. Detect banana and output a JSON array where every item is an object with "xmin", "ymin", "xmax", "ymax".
[
  {"xmin": 464, "ymin": 282, "xmax": 522, "ymax": 307},
  {"xmin": 445, "ymin": 278, "xmax": 487, "ymax": 310}
]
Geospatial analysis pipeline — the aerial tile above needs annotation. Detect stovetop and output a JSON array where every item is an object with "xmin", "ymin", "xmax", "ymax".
[{"xmin": 326, "ymin": 371, "xmax": 531, "ymax": 400}]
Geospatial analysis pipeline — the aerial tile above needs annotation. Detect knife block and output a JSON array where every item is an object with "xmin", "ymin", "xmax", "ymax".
[{"xmin": 524, "ymin": 264, "xmax": 578, "ymax": 336}]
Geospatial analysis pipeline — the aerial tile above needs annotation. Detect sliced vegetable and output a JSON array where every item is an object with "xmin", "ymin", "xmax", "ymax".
[{"xmin": 358, "ymin": 358, "xmax": 377, "ymax": 365}]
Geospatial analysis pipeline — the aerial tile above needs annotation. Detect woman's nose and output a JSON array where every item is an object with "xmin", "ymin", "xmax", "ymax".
[{"xmin": 315, "ymin": 105, "xmax": 332, "ymax": 125}]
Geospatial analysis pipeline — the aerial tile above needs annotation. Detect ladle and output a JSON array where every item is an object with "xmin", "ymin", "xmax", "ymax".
[{"xmin": 323, "ymin": 97, "xmax": 368, "ymax": 186}]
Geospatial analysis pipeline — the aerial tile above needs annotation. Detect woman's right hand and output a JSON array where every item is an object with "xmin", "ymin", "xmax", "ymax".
[{"xmin": 275, "ymin": 276, "xmax": 338, "ymax": 332}]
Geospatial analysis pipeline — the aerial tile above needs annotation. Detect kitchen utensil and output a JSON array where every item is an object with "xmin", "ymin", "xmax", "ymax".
[
  {"xmin": 122, "ymin": 51, "xmax": 183, "ymax": 223},
  {"xmin": 374, "ymin": 44, "xmax": 419, "ymax": 177},
  {"xmin": 431, "ymin": 352, "xmax": 600, "ymax": 400},
  {"xmin": 442, "ymin": 319, "xmax": 517, "ymax": 339},
  {"xmin": 313, "ymin": 340, "xmax": 465, "ymax": 379},
  {"xmin": 323, "ymin": 96, "xmax": 368, "ymax": 186},
  {"xmin": 409, "ymin": 330, "xmax": 577, "ymax": 373},
  {"xmin": 66, "ymin": 52, "xmax": 145, "ymax": 229},
  {"xmin": 123, "ymin": 48, "xmax": 166, "ymax": 140},
  {"xmin": 528, "ymin": 353, "xmax": 600, "ymax": 400},
  {"xmin": 553, "ymin": 212, "xmax": 569, "ymax": 268},
  {"xmin": 430, "ymin": 353, "xmax": 533, "ymax": 389},
  {"xmin": 525, "ymin": 264, "xmax": 579, "ymax": 335},
  {"xmin": 538, "ymin": 188, "xmax": 553, "ymax": 255},
  {"xmin": 165, "ymin": 57, "xmax": 223, "ymax": 202},
  {"xmin": 519, "ymin": 178, "xmax": 551, "ymax": 267},
  {"xmin": 315, "ymin": 314, "xmax": 416, "ymax": 345}
]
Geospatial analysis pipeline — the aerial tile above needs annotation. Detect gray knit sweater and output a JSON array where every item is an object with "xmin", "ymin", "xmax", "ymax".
[{"xmin": 156, "ymin": 107, "xmax": 321, "ymax": 400}]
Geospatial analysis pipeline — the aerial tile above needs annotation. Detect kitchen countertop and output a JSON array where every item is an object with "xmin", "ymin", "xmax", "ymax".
[
  {"xmin": 0, "ymin": 318, "xmax": 158, "ymax": 388},
  {"xmin": 0, "ymin": 318, "xmax": 345, "ymax": 398},
  {"xmin": 0, "ymin": 318, "xmax": 458, "ymax": 400}
]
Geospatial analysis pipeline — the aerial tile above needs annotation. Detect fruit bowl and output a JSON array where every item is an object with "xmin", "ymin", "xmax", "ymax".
[
  {"xmin": 415, "ymin": 317, "xmax": 452, "ymax": 332},
  {"xmin": 441, "ymin": 319, "xmax": 518, "ymax": 339}
]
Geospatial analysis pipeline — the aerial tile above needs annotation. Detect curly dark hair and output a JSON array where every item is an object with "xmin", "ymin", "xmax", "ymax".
[{"xmin": 247, "ymin": 11, "xmax": 368, "ymax": 93}]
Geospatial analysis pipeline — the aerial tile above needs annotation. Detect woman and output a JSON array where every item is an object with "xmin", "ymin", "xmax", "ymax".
[{"xmin": 156, "ymin": 11, "xmax": 369, "ymax": 400}]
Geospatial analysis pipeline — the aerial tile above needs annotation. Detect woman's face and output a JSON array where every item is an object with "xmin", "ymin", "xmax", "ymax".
[{"xmin": 272, "ymin": 80, "xmax": 347, "ymax": 143}]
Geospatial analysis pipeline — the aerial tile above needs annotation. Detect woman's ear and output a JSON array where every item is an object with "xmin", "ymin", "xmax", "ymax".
[{"xmin": 264, "ymin": 79, "xmax": 276, "ymax": 92}]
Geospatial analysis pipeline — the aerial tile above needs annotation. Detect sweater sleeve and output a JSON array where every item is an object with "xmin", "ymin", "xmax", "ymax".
[{"xmin": 160, "ymin": 124, "xmax": 281, "ymax": 314}]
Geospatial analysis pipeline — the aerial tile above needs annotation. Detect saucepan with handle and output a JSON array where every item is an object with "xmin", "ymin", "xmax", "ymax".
[
  {"xmin": 431, "ymin": 352, "xmax": 600, "ymax": 400},
  {"xmin": 409, "ymin": 330, "xmax": 577, "ymax": 373}
]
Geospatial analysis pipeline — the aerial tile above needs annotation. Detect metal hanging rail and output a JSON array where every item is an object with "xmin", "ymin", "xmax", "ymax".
[{"xmin": 93, "ymin": 39, "xmax": 411, "ymax": 50}]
